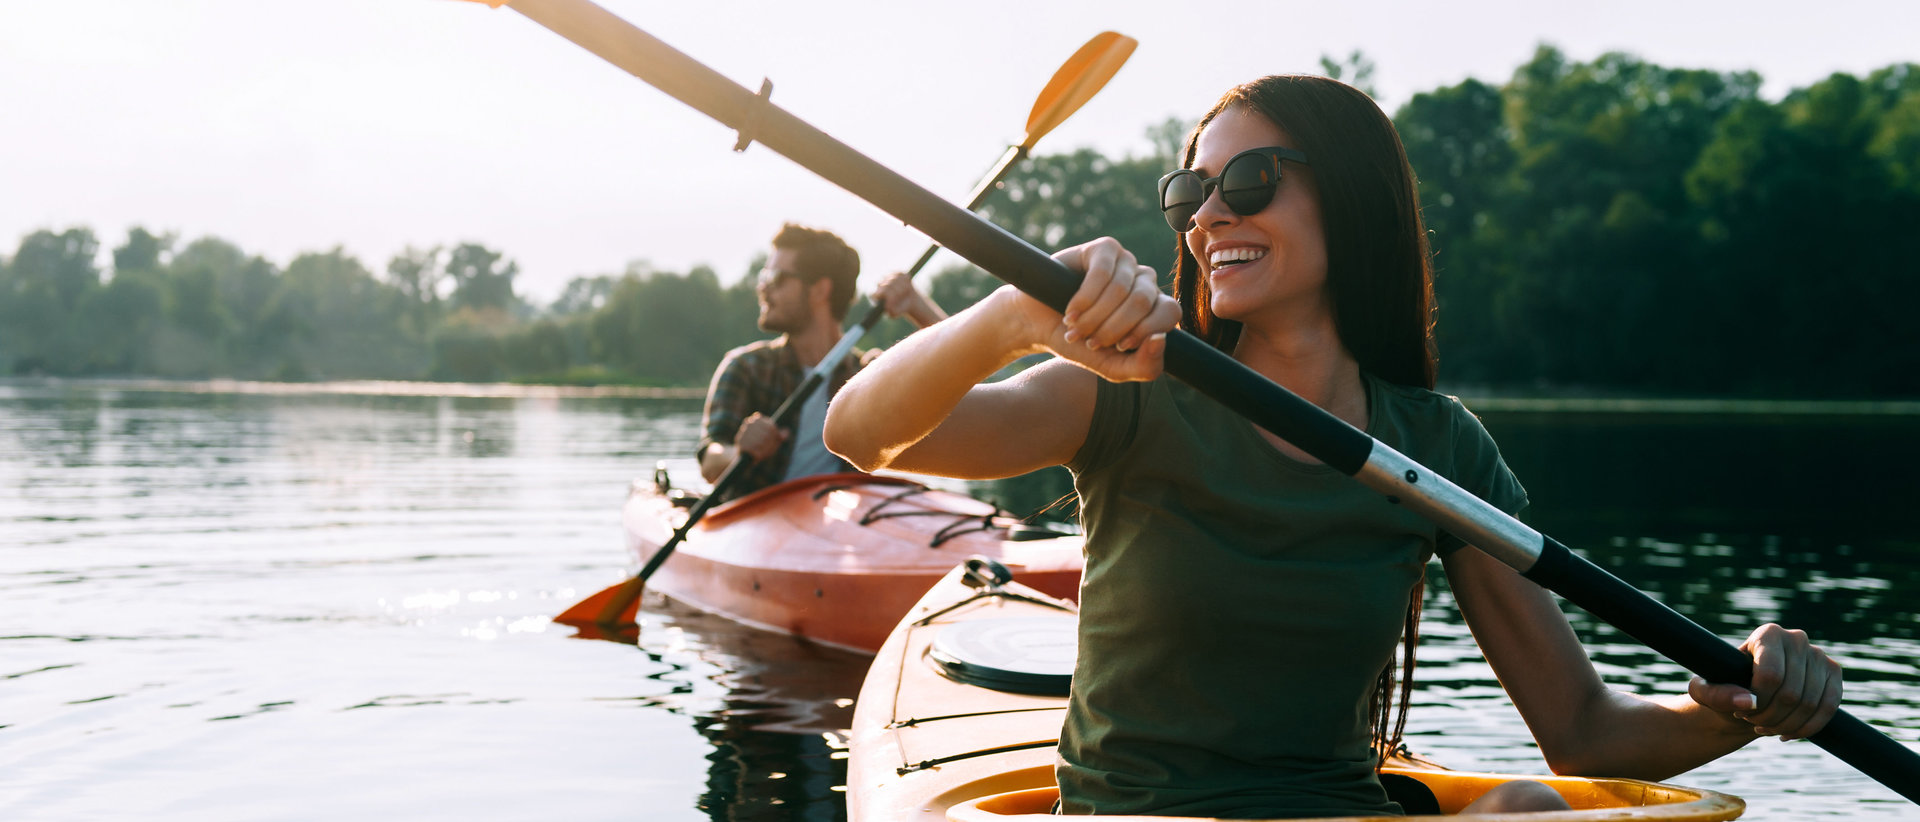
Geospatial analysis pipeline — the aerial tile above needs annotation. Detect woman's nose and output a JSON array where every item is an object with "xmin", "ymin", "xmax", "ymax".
[{"xmin": 1190, "ymin": 186, "xmax": 1237, "ymax": 230}]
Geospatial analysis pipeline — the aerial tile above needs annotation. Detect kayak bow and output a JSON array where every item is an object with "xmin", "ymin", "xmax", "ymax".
[
  {"xmin": 847, "ymin": 564, "xmax": 1747, "ymax": 821},
  {"xmin": 621, "ymin": 469, "xmax": 1082, "ymax": 653}
]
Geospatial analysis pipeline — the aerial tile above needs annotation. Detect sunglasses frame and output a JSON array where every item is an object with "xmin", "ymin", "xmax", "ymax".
[
  {"xmin": 1157, "ymin": 146, "xmax": 1311, "ymax": 232},
  {"xmin": 756, "ymin": 267, "xmax": 803, "ymax": 291}
]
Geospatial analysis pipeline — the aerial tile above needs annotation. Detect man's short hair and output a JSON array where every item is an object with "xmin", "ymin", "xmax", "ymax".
[{"xmin": 771, "ymin": 223, "xmax": 860, "ymax": 321}]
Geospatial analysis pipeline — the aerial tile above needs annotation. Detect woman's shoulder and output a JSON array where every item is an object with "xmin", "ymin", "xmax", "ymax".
[
  {"xmin": 1367, "ymin": 373, "xmax": 1474, "ymax": 421},
  {"xmin": 1366, "ymin": 373, "xmax": 1526, "ymax": 513},
  {"xmin": 1365, "ymin": 374, "xmax": 1501, "ymax": 453}
]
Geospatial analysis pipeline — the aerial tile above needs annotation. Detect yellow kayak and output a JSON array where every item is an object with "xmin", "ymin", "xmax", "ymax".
[{"xmin": 847, "ymin": 561, "xmax": 1745, "ymax": 821}]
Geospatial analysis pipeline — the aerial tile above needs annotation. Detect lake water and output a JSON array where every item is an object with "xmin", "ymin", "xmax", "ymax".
[{"xmin": 2, "ymin": 380, "xmax": 1915, "ymax": 821}]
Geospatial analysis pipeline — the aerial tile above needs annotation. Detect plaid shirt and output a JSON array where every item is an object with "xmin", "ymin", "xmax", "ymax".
[{"xmin": 698, "ymin": 337, "xmax": 880, "ymax": 503}]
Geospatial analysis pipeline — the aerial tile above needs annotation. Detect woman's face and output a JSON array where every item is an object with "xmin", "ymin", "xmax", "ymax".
[{"xmin": 1182, "ymin": 107, "xmax": 1329, "ymax": 329}]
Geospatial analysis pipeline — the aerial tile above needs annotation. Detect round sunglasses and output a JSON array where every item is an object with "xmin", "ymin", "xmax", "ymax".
[{"xmin": 1157, "ymin": 146, "xmax": 1311, "ymax": 232}]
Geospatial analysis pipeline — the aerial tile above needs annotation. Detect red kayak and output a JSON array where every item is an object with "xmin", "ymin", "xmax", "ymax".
[{"xmin": 623, "ymin": 469, "xmax": 1084, "ymax": 653}]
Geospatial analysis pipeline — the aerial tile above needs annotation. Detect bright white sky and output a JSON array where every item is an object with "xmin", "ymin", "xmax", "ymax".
[{"xmin": 3, "ymin": 0, "xmax": 1916, "ymax": 304}]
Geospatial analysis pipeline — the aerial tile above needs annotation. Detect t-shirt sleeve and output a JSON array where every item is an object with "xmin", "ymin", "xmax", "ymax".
[
  {"xmin": 1435, "ymin": 398, "xmax": 1529, "ymax": 557},
  {"xmin": 1066, "ymin": 377, "xmax": 1144, "ymax": 476}
]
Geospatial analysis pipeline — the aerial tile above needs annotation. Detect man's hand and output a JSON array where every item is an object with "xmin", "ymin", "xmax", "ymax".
[
  {"xmin": 874, "ymin": 272, "xmax": 948, "ymax": 328},
  {"xmin": 735, "ymin": 412, "xmax": 789, "ymax": 462}
]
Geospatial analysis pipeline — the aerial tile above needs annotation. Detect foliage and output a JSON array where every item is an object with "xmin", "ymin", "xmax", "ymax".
[
  {"xmin": 2, "ymin": 51, "xmax": 1915, "ymax": 398},
  {"xmin": 1396, "ymin": 48, "xmax": 1920, "ymax": 397}
]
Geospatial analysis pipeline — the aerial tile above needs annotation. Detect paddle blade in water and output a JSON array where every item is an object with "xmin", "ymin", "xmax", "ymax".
[
  {"xmin": 1020, "ymin": 31, "xmax": 1136, "ymax": 147},
  {"xmin": 554, "ymin": 577, "xmax": 644, "ymax": 627}
]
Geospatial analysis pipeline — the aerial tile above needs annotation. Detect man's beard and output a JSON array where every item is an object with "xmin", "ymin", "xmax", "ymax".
[{"xmin": 758, "ymin": 302, "xmax": 806, "ymax": 334}]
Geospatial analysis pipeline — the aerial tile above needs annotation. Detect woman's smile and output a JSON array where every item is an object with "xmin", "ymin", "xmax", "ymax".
[{"xmin": 1207, "ymin": 245, "xmax": 1268, "ymax": 270}]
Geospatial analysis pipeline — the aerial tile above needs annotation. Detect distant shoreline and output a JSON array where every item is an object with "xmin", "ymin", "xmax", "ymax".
[
  {"xmin": 4, "ymin": 377, "xmax": 1915, "ymax": 415},
  {"xmin": 0, "ymin": 376, "xmax": 705, "ymax": 401},
  {"xmin": 1460, "ymin": 396, "xmax": 1920, "ymax": 417}
]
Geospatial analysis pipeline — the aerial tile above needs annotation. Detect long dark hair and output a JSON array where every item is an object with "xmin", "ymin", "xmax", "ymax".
[{"xmin": 1172, "ymin": 75, "xmax": 1437, "ymax": 390}]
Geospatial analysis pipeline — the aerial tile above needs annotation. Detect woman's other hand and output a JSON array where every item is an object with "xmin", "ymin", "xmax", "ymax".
[{"xmin": 1688, "ymin": 623, "xmax": 1842, "ymax": 741}]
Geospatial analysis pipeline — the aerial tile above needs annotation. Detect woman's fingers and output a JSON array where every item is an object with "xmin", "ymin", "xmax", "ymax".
[
  {"xmin": 1687, "ymin": 675, "xmax": 1756, "ymax": 715},
  {"xmin": 1083, "ymin": 265, "xmax": 1164, "ymax": 350},
  {"xmin": 1722, "ymin": 623, "xmax": 1842, "ymax": 740},
  {"xmin": 1059, "ymin": 238, "xmax": 1125, "ymax": 342},
  {"xmin": 1043, "ymin": 237, "xmax": 1178, "ymax": 383},
  {"xmin": 1056, "ymin": 238, "xmax": 1173, "ymax": 350}
]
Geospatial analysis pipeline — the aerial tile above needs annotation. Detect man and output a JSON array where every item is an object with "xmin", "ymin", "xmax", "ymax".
[{"xmin": 697, "ymin": 223, "xmax": 947, "ymax": 502}]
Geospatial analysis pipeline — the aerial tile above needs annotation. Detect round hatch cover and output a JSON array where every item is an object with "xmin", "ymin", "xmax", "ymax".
[{"xmin": 926, "ymin": 615, "xmax": 1076, "ymax": 697}]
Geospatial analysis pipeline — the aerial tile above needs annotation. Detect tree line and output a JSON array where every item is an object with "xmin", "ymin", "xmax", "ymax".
[{"xmin": 3, "ymin": 46, "xmax": 1915, "ymax": 397}]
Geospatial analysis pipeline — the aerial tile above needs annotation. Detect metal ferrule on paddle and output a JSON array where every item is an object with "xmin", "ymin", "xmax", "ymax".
[{"xmin": 474, "ymin": 0, "xmax": 1920, "ymax": 801}]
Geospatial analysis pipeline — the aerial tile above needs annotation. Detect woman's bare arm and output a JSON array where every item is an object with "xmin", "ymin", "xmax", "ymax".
[
  {"xmin": 1444, "ymin": 545, "xmax": 1840, "ymax": 779},
  {"xmin": 825, "ymin": 238, "xmax": 1176, "ymax": 479}
]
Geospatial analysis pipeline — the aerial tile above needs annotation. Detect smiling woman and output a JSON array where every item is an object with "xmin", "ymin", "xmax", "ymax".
[{"xmin": 821, "ymin": 71, "xmax": 1877, "ymax": 816}]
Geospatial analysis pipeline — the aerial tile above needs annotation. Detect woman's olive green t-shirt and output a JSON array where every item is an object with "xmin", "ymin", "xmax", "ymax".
[{"xmin": 1058, "ymin": 373, "xmax": 1527, "ymax": 818}]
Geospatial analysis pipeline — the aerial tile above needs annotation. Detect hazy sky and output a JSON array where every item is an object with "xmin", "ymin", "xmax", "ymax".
[{"xmin": 4, "ymin": 0, "xmax": 1916, "ymax": 303}]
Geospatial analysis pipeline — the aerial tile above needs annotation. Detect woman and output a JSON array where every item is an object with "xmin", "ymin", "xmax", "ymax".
[{"xmin": 824, "ymin": 75, "xmax": 1840, "ymax": 818}]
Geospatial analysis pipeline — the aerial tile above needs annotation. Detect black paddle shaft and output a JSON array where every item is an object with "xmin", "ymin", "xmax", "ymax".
[{"xmin": 500, "ymin": 0, "xmax": 1920, "ymax": 801}]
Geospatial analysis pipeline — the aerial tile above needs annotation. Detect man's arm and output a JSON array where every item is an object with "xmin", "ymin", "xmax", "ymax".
[{"xmin": 697, "ymin": 349, "xmax": 753, "ymax": 484}]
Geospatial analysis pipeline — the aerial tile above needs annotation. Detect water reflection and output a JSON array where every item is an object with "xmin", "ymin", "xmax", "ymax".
[
  {"xmin": 5, "ymin": 382, "xmax": 1915, "ymax": 820},
  {"xmin": 625, "ymin": 593, "xmax": 866, "ymax": 822},
  {"xmin": 1475, "ymin": 410, "xmax": 1920, "ymax": 651}
]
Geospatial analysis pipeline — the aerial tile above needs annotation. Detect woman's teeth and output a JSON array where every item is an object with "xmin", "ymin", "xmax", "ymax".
[{"xmin": 1209, "ymin": 247, "xmax": 1266, "ymax": 268}]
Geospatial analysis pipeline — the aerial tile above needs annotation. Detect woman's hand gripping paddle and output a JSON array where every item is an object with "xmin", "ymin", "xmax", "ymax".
[{"xmin": 549, "ymin": 26, "xmax": 1135, "ymax": 636}]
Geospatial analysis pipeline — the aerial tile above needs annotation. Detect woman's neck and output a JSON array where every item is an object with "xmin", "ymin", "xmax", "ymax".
[{"xmin": 1232, "ymin": 318, "xmax": 1368, "ymax": 443}]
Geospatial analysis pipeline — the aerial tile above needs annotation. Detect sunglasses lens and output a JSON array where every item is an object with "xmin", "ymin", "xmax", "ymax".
[
  {"xmin": 1160, "ymin": 171, "xmax": 1204, "ymax": 231},
  {"xmin": 1220, "ymin": 153, "xmax": 1279, "ymax": 216}
]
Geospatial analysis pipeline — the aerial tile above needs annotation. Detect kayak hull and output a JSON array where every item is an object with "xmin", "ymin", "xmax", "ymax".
[
  {"xmin": 625, "ymin": 471, "xmax": 1084, "ymax": 654},
  {"xmin": 847, "ymin": 566, "xmax": 1746, "ymax": 821}
]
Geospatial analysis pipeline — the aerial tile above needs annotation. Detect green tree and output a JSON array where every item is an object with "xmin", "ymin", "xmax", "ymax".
[
  {"xmin": 1685, "ymin": 68, "xmax": 1920, "ymax": 395},
  {"xmin": 586, "ymin": 264, "xmax": 738, "ymax": 385},
  {"xmin": 72, "ymin": 268, "xmax": 165, "ymax": 373},
  {"xmin": 551, "ymin": 274, "xmax": 616, "ymax": 316},
  {"xmin": 160, "ymin": 236, "xmax": 288, "ymax": 377},
  {"xmin": 0, "ymin": 228, "xmax": 100, "ymax": 372},
  {"xmin": 386, "ymin": 245, "xmax": 444, "ymax": 334},
  {"xmin": 1395, "ymin": 77, "xmax": 1523, "ymax": 382},
  {"xmin": 1497, "ymin": 47, "xmax": 1763, "ymax": 389},
  {"xmin": 113, "ymin": 227, "xmax": 173, "ymax": 274},
  {"xmin": 1319, "ymin": 51, "xmax": 1379, "ymax": 100},
  {"xmin": 979, "ymin": 146, "xmax": 1176, "ymax": 288},
  {"xmin": 504, "ymin": 318, "xmax": 571, "ymax": 377},
  {"xmin": 280, "ymin": 248, "xmax": 424, "ymax": 379},
  {"xmin": 10, "ymin": 227, "xmax": 100, "ymax": 311},
  {"xmin": 445, "ymin": 242, "xmax": 519, "ymax": 313},
  {"xmin": 156, "ymin": 261, "xmax": 234, "ymax": 375}
]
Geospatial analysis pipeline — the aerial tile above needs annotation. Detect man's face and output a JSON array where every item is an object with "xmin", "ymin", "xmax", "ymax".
[{"xmin": 756, "ymin": 248, "xmax": 812, "ymax": 334}]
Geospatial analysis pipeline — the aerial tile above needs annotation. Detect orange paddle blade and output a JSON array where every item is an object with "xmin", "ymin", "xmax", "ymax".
[
  {"xmin": 553, "ymin": 577, "xmax": 644, "ymax": 627},
  {"xmin": 1020, "ymin": 31, "xmax": 1136, "ymax": 148}
]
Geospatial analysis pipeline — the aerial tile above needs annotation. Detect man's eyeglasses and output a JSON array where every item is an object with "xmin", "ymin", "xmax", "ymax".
[
  {"xmin": 757, "ymin": 268, "xmax": 801, "ymax": 291},
  {"xmin": 1157, "ymin": 146, "xmax": 1310, "ymax": 232}
]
